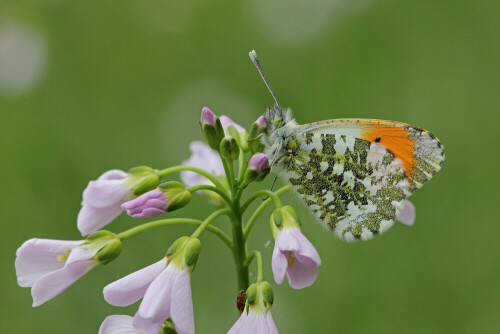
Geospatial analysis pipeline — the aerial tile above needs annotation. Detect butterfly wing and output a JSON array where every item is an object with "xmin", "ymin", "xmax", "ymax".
[{"xmin": 276, "ymin": 119, "xmax": 444, "ymax": 241}]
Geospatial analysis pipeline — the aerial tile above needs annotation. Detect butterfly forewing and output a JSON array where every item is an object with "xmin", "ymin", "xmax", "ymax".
[{"xmin": 276, "ymin": 119, "xmax": 444, "ymax": 241}]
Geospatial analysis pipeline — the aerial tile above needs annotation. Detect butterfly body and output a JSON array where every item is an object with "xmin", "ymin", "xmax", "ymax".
[{"xmin": 250, "ymin": 50, "xmax": 444, "ymax": 241}]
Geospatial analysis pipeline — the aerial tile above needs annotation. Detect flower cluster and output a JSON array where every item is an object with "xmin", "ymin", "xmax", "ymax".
[{"xmin": 14, "ymin": 106, "xmax": 417, "ymax": 333}]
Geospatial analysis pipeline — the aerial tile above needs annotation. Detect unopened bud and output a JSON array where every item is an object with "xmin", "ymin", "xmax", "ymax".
[
  {"xmin": 219, "ymin": 135, "xmax": 240, "ymax": 161},
  {"xmin": 200, "ymin": 107, "xmax": 225, "ymax": 150},
  {"xmin": 248, "ymin": 115, "xmax": 267, "ymax": 153},
  {"xmin": 243, "ymin": 153, "xmax": 270, "ymax": 183},
  {"xmin": 160, "ymin": 182, "xmax": 191, "ymax": 212}
]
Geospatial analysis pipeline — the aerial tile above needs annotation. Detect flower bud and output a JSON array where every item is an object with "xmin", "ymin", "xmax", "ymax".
[
  {"xmin": 200, "ymin": 107, "xmax": 225, "ymax": 150},
  {"xmin": 127, "ymin": 166, "xmax": 160, "ymax": 196},
  {"xmin": 166, "ymin": 236, "xmax": 201, "ymax": 272},
  {"xmin": 219, "ymin": 135, "xmax": 240, "ymax": 161},
  {"xmin": 122, "ymin": 182, "xmax": 191, "ymax": 218},
  {"xmin": 248, "ymin": 115, "xmax": 267, "ymax": 153},
  {"xmin": 270, "ymin": 205, "xmax": 300, "ymax": 238},
  {"xmin": 243, "ymin": 153, "xmax": 270, "ymax": 184},
  {"xmin": 160, "ymin": 181, "xmax": 192, "ymax": 212}
]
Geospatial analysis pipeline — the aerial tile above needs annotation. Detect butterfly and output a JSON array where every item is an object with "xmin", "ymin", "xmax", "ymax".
[{"xmin": 249, "ymin": 50, "xmax": 445, "ymax": 242}]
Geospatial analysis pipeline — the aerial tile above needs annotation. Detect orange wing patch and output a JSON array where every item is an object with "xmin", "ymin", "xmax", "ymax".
[{"xmin": 362, "ymin": 125, "xmax": 415, "ymax": 178}]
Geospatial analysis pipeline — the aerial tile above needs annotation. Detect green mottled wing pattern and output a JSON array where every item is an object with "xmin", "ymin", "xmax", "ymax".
[{"xmin": 277, "ymin": 132, "xmax": 410, "ymax": 241}]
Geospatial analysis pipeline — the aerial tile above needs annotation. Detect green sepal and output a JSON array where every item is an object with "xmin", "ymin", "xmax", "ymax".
[
  {"xmin": 132, "ymin": 174, "xmax": 160, "ymax": 196},
  {"xmin": 159, "ymin": 181, "xmax": 191, "ymax": 212},
  {"xmin": 86, "ymin": 230, "xmax": 115, "ymax": 241},
  {"xmin": 160, "ymin": 318, "xmax": 178, "ymax": 334},
  {"xmin": 183, "ymin": 238, "xmax": 201, "ymax": 267},
  {"xmin": 201, "ymin": 118, "xmax": 225, "ymax": 150},
  {"xmin": 167, "ymin": 191, "xmax": 191, "ymax": 212},
  {"xmin": 260, "ymin": 281, "xmax": 274, "ymax": 308},
  {"xmin": 166, "ymin": 236, "xmax": 189, "ymax": 258},
  {"xmin": 246, "ymin": 283, "xmax": 258, "ymax": 306},
  {"xmin": 97, "ymin": 238, "xmax": 122, "ymax": 264},
  {"xmin": 227, "ymin": 126, "xmax": 248, "ymax": 152}
]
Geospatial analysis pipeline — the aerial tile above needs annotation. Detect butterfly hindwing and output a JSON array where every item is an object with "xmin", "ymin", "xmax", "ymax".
[{"xmin": 275, "ymin": 119, "xmax": 444, "ymax": 241}]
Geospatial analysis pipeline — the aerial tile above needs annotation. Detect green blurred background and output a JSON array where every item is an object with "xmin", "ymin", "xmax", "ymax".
[{"xmin": 1, "ymin": 0, "xmax": 499, "ymax": 333}]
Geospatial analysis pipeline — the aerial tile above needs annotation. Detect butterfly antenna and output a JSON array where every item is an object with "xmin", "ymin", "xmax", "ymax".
[{"xmin": 249, "ymin": 50, "xmax": 280, "ymax": 107}]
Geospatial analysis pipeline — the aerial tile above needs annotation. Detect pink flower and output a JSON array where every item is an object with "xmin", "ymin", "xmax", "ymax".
[
  {"xmin": 104, "ymin": 238, "xmax": 200, "ymax": 334},
  {"xmin": 270, "ymin": 206, "xmax": 321, "ymax": 289},
  {"xmin": 181, "ymin": 141, "xmax": 225, "ymax": 189},
  {"xmin": 78, "ymin": 169, "xmax": 131, "ymax": 236},
  {"xmin": 78, "ymin": 168, "xmax": 159, "ymax": 236},
  {"xmin": 248, "ymin": 153, "xmax": 269, "ymax": 174},
  {"xmin": 15, "ymin": 235, "xmax": 121, "ymax": 306},
  {"xmin": 396, "ymin": 200, "xmax": 416, "ymax": 226},
  {"xmin": 272, "ymin": 228, "xmax": 321, "ymax": 289},
  {"xmin": 228, "ymin": 282, "xmax": 278, "ymax": 334}
]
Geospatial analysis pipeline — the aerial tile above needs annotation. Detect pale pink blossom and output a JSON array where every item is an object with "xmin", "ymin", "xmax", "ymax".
[
  {"xmin": 228, "ymin": 307, "xmax": 278, "ymax": 334},
  {"xmin": 16, "ymin": 238, "xmax": 97, "ymax": 306},
  {"xmin": 396, "ymin": 200, "xmax": 416, "ymax": 226},
  {"xmin": 104, "ymin": 259, "xmax": 195, "ymax": 334},
  {"xmin": 78, "ymin": 169, "xmax": 131, "ymax": 236},
  {"xmin": 272, "ymin": 227, "xmax": 321, "ymax": 289}
]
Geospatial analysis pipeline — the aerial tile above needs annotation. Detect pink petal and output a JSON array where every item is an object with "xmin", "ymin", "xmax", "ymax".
[
  {"xmin": 77, "ymin": 203, "xmax": 124, "ymax": 236},
  {"xmin": 219, "ymin": 115, "xmax": 244, "ymax": 132},
  {"xmin": 99, "ymin": 315, "xmax": 141, "ymax": 334},
  {"xmin": 276, "ymin": 229, "xmax": 300, "ymax": 253},
  {"xmin": 134, "ymin": 266, "xmax": 176, "ymax": 333},
  {"xmin": 98, "ymin": 169, "xmax": 128, "ymax": 181},
  {"xmin": 397, "ymin": 200, "xmax": 416, "ymax": 226},
  {"xmin": 271, "ymin": 243, "xmax": 288, "ymax": 285},
  {"xmin": 266, "ymin": 311, "xmax": 279, "ymax": 334},
  {"xmin": 227, "ymin": 309, "xmax": 247, "ymax": 334},
  {"xmin": 292, "ymin": 229, "xmax": 321, "ymax": 265},
  {"xmin": 15, "ymin": 239, "xmax": 83, "ymax": 287},
  {"xmin": 65, "ymin": 246, "xmax": 95, "ymax": 264},
  {"xmin": 244, "ymin": 311, "xmax": 267, "ymax": 334},
  {"xmin": 286, "ymin": 254, "xmax": 319, "ymax": 289},
  {"xmin": 104, "ymin": 258, "xmax": 167, "ymax": 307},
  {"xmin": 82, "ymin": 178, "xmax": 129, "ymax": 208},
  {"xmin": 31, "ymin": 259, "xmax": 95, "ymax": 307},
  {"xmin": 170, "ymin": 270, "xmax": 194, "ymax": 334},
  {"xmin": 131, "ymin": 316, "xmax": 162, "ymax": 334}
]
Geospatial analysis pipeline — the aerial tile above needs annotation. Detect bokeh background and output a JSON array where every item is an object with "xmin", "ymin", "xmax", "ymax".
[{"xmin": 1, "ymin": 0, "xmax": 499, "ymax": 333}]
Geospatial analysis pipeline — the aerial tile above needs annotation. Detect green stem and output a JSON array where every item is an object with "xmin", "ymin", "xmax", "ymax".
[
  {"xmin": 220, "ymin": 158, "xmax": 234, "ymax": 195},
  {"xmin": 116, "ymin": 218, "xmax": 232, "ymax": 248},
  {"xmin": 237, "ymin": 150, "xmax": 247, "ymax": 183},
  {"xmin": 240, "ymin": 189, "xmax": 283, "ymax": 214},
  {"xmin": 187, "ymin": 185, "xmax": 232, "ymax": 206},
  {"xmin": 156, "ymin": 166, "xmax": 225, "ymax": 190},
  {"xmin": 191, "ymin": 209, "xmax": 229, "ymax": 238},
  {"xmin": 243, "ymin": 185, "xmax": 291, "ymax": 239},
  {"xmin": 246, "ymin": 250, "xmax": 263, "ymax": 282},
  {"xmin": 230, "ymin": 202, "xmax": 249, "ymax": 290}
]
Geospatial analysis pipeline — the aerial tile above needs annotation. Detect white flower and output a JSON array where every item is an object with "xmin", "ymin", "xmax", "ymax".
[{"xmin": 99, "ymin": 315, "xmax": 141, "ymax": 334}]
